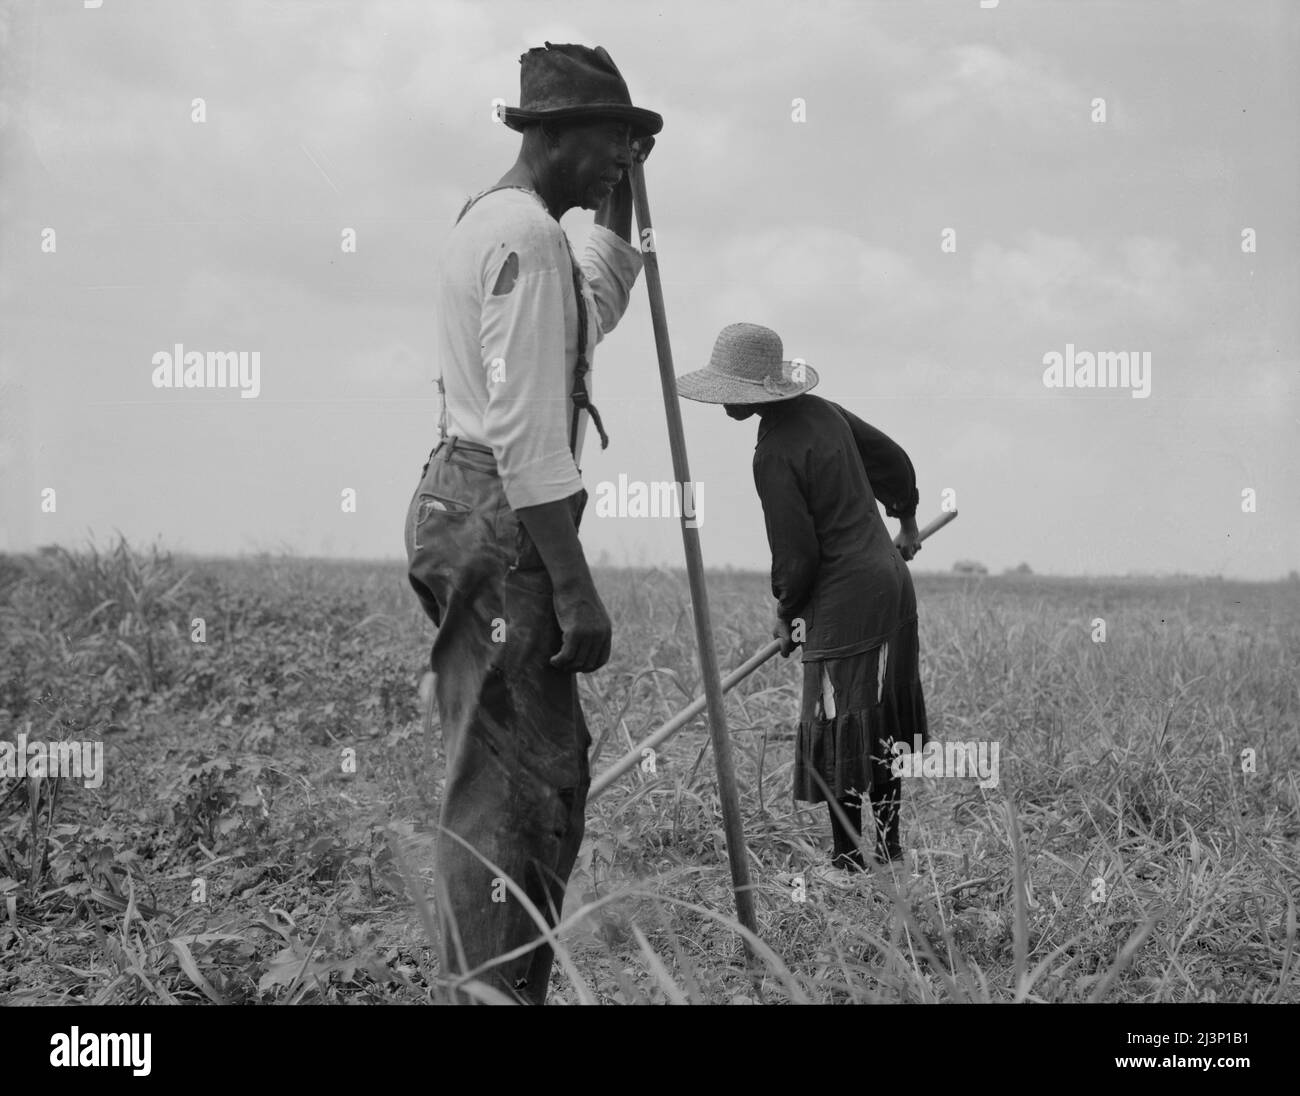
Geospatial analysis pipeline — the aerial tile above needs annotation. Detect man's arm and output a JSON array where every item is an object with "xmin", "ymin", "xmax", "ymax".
[
  {"xmin": 514, "ymin": 500, "xmax": 611, "ymax": 673},
  {"xmin": 480, "ymin": 222, "xmax": 582, "ymax": 503},
  {"xmin": 584, "ymin": 138, "xmax": 653, "ymax": 341},
  {"xmin": 580, "ymin": 227, "xmax": 643, "ymax": 342}
]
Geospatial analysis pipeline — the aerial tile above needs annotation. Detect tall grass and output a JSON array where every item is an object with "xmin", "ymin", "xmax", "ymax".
[{"xmin": 1, "ymin": 542, "xmax": 1296, "ymax": 1003}]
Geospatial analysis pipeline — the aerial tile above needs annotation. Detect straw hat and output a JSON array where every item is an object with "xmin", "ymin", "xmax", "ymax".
[
  {"xmin": 501, "ymin": 43, "xmax": 663, "ymax": 137},
  {"xmin": 677, "ymin": 323, "xmax": 819, "ymax": 404}
]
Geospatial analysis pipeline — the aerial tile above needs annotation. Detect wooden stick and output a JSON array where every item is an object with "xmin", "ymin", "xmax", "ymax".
[
  {"xmin": 629, "ymin": 160, "xmax": 759, "ymax": 948},
  {"xmin": 590, "ymin": 640, "xmax": 777, "ymax": 802},
  {"xmin": 590, "ymin": 509, "xmax": 958, "ymax": 801}
]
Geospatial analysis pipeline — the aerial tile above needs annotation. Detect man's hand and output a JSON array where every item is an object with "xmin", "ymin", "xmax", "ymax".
[
  {"xmin": 595, "ymin": 136, "xmax": 655, "ymax": 240},
  {"xmin": 515, "ymin": 498, "xmax": 612, "ymax": 674},
  {"xmin": 893, "ymin": 515, "xmax": 922, "ymax": 562},
  {"xmin": 551, "ymin": 580, "xmax": 612, "ymax": 673},
  {"xmin": 773, "ymin": 617, "xmax": 796, "ymax": 658}
]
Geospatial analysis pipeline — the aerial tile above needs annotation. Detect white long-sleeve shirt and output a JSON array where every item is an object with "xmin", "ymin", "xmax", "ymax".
[{"xmin": 433, "ymin": 187, "xmax": 643, "ymax": 510}]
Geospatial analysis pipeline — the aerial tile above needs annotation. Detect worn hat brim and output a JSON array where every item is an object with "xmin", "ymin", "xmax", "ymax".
[
  {"xmin": 676, "ymin": 363, "xmax": 820, "ymax": 404},
  {"xmin": 502, "ymin": 104, "xmax": 664, "ymax": 136}
]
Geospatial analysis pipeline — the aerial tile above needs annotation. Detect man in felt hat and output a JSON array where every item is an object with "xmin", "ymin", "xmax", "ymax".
[
  {"xmin": 677, "ymin": 324, "xmax": 930, "ymax": 878},
  {"xmin": 403, "ymin": 43, "xmax": 660, "ymax": 1004}
]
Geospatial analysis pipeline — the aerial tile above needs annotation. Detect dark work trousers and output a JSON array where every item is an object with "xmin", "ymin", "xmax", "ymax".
[{"xmin": 404, "ymin": 438, "xmax": 590, "ymax": 1005}]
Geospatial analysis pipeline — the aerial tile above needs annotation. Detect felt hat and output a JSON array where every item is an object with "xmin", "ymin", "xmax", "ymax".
[
  {"xmin": 501, "ymin": 42, "xmax": 663, "ymax": 136},
  {"xmin": 677, "ymin": 323, "xmax": 819, "ymax": 404}
]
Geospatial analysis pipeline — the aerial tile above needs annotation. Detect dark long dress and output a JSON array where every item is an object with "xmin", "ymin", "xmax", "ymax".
[{"xmin": 751, "ymin": 394, "xmax": 930, "ymax": 804}]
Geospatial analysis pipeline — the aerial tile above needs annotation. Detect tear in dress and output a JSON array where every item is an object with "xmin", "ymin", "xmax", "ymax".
[{"xmin": 793, "ymin": 617, "xmax": 929, "ymax": 804}]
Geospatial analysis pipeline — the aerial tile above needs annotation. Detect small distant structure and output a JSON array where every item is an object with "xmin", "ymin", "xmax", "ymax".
[{"xmin": 953, "ymin": 559, "xmax": 988, "ymax": 576}]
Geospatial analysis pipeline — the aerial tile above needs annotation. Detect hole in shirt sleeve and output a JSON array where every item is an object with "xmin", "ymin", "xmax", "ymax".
[{"xmin": 491, "ymin": 251, "xmax": 519, "ymax": 296}]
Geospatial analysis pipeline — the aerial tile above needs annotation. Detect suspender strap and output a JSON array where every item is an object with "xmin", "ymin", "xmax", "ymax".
[
  {"xmin": 443, "ymin": 186, "xmax": 610, "ymax": 459},
  {"xmin": 564, "ymin": 239, "xmax": 609, "ymax": 454}
]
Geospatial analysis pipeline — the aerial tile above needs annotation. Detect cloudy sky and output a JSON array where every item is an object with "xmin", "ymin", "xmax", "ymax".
[{"xmin": 1, "ymin": 0, "xmax": 1296, "ymax": 578}]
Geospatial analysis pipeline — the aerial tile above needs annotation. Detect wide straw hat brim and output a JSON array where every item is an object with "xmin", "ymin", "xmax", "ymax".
[
  {"xmin": 676, "ymin": 362, "xmax": 820, "ymax": 404},
  {"xmin": 502, "ymin": 104, "xmax": 664, "ymax": 136}
]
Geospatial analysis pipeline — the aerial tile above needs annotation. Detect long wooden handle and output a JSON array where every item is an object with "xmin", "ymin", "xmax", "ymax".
[
  {"xmin": 589, "ymin": 508, "xmax": 958, "ymax": 801},
  {"xmin": 915, "ymin": 509, "xmax": 958, "ymax": 542},
  {"xmin": 628, "ymin": 160, "xmax": 759, "ymax": 945}
]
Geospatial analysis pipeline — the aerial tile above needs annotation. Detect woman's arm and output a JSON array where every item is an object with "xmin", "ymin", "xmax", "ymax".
[
  {"xmin": 829, "ymin": 401, "xmax": 920, "ymax": 520},
  {"xmin": 831, "ymin": 401, "xmax": 923, "ymax": 560},
  {"xmin": 753, "ymin": 452, "xmax": 820, "ymax": 627}
]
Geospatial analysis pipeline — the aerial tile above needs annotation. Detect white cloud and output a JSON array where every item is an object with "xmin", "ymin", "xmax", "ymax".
[{"xmin": 895, "ymin": 43, "xmax": 1121, "ymax": 135}]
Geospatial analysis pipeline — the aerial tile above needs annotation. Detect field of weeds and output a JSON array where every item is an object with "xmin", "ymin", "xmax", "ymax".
[{"xmin": 1, "ymin": 540, "xmax": 1297, "ymax": 1004}]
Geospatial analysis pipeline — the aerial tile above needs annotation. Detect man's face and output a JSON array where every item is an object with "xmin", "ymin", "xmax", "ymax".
[
  {"xmin": 723, "ymin": 403, "xmax": 760, "ymax": 420},
  {"xmin": 552, "ymin": 119, "xmax": 634, "ymax": 209}
]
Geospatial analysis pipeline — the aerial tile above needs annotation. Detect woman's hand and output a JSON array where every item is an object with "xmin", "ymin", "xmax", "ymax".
[
  {"xmin": 894, "ymin": 516, "xmax": 922, "ymax": 562},
  {"xmin": 773, "ymin": 617, "xmax": 796, "ymax": 658}
]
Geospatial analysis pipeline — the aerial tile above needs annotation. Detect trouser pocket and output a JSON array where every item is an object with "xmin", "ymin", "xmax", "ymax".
[{"xmin": 405, "ymin": 456, "xmax": 506, "ymax": 627}]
